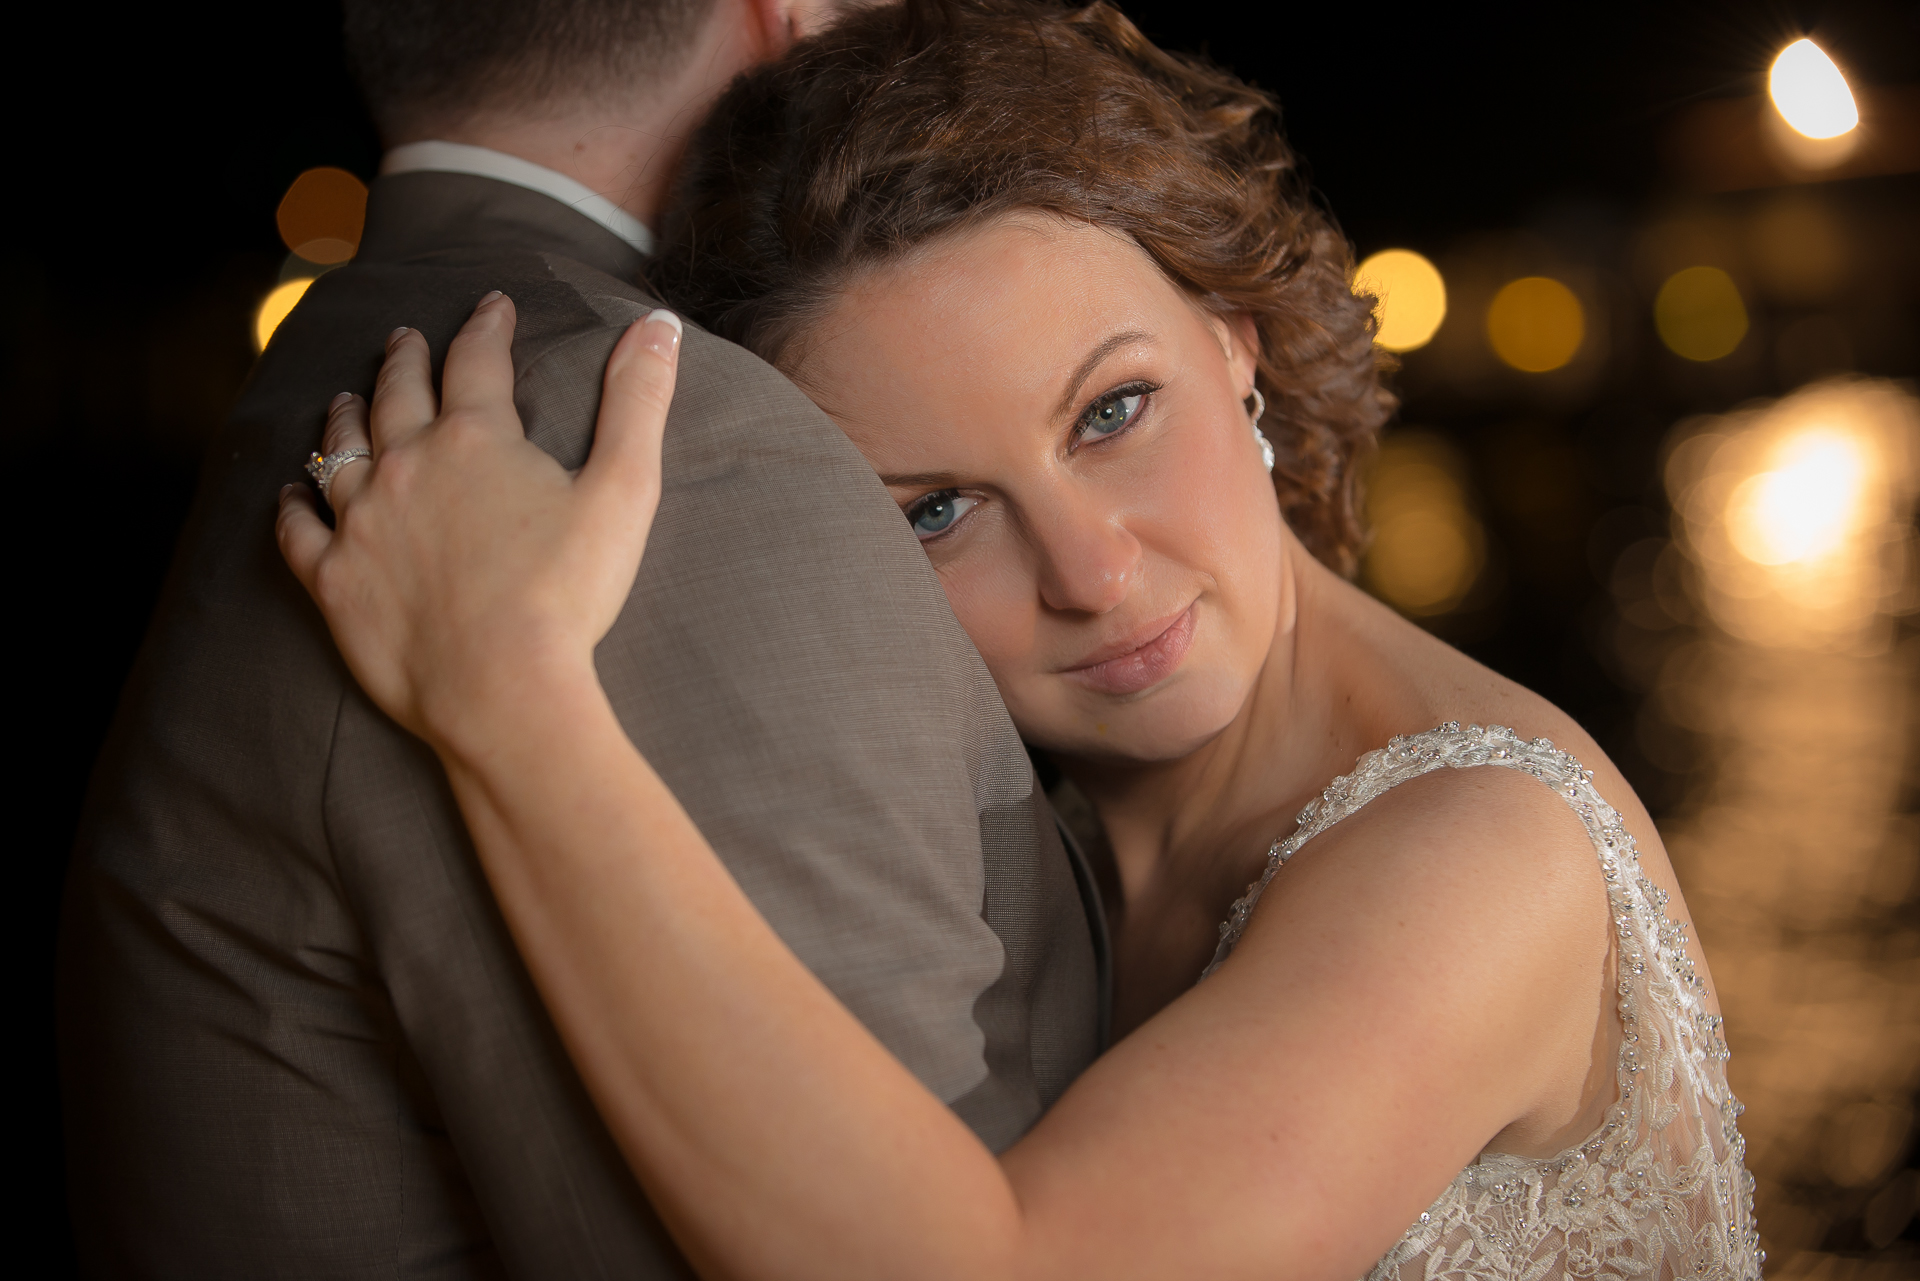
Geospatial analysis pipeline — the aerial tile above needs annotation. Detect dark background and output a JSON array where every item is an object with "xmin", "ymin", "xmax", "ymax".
[{"xmin": 14, "ymin": 0, "xmax": 1919, "ymax": 1273}]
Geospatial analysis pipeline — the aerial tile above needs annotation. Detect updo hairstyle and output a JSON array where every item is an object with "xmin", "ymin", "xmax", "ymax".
[{"xmin": 649, "ymin": 0, "xmax": 1392, "ymax": 574}]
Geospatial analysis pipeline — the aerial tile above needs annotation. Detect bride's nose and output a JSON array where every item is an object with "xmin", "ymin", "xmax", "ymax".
[{"xmin": 1032, "ymin": 495, "xmax": 1142, "ymax": 616}]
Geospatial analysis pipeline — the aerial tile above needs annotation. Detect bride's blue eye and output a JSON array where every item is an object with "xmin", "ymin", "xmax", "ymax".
[
  {"xmin": 1075, "ymin": 388, "xmax": 1148, "ymax": 445},
  {"xmin": 906, "ymin": 489, "xmax": 980, "ymax": 541}
]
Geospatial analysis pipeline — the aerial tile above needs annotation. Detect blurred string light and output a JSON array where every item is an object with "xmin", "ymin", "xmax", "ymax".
[
  {"xmin": 1655, "ymin": 266, "xmax": 1749, "ymax": 362},
  {"xmin": 1353, "ymin": 249, "xmax": 1447, "ymax": 352},
  {"xmin": 1769, "ymin": 39, "xmax": 1859, "ymax": 140},
  {"xmin": 255, "ymin": 167, "xmax": 369, "ymax": 353},
  {"xmin": 1361, "ymin": 431, "xmax": 1484, "ymax": 616},
  {"xmin": 1486, "ymin": 276, "xmax": 1584, "ymax": 372}
]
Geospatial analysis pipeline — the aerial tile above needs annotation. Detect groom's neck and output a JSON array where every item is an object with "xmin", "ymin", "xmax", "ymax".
[
  {"xmin": 420, "ymin": 100, "xmax": 691, "ymax": 231},
  {"xmin": 388, "ymin": 0, "xmax": 801, "ymax": 229}
]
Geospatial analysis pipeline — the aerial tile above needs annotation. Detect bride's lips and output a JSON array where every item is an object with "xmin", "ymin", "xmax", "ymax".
[{"xmin": 1060, "ymin": 603, "xmax": 1197, "ymax": 697}]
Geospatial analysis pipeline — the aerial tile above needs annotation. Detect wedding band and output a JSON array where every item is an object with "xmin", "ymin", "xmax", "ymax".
[{"xmin": 305, "ymin": 447, "xmax": 372, "ymax": 506}]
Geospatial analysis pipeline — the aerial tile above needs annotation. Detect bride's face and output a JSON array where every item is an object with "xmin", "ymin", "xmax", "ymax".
[{"xmin": 794, "ymin": 213, "xmax": 1286, "ymax": 763}]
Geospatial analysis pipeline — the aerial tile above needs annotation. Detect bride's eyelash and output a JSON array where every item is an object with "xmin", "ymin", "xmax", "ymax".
[{"xmin": 1074, "ymin": 380, "xmax": 1161, "ymax": 443}]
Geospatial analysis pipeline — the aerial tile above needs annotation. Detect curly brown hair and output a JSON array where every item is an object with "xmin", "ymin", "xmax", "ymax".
[{"xmin": 649, "ymin": 0, "xmax": 1392, "ymax": 574}]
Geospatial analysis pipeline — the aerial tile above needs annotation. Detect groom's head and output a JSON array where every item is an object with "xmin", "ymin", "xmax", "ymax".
[{"xmin": 343, "ymin": 0, "xmax": 844, "ymax": 145}]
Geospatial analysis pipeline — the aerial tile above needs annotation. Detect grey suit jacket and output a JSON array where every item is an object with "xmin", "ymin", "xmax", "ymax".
[{"xmin": 59, "ymin": 172, "xmax": 1106, "ymax": 1279}]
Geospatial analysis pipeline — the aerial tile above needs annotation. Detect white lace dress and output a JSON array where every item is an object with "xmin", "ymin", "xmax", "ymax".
[{"xmin": 1203, "ymin": 723, "xmax": 1763, "ymax": 1280}]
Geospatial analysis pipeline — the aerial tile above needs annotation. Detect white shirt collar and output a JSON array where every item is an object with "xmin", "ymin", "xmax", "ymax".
[{"xmin": 380, "ymin": 140, "xmax": 655, "ymax": 255}]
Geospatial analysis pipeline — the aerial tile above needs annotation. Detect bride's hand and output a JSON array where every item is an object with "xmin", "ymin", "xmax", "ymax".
[{"xmin": 276, "ymin": 293, "xmax": 683, "ymax": 755}]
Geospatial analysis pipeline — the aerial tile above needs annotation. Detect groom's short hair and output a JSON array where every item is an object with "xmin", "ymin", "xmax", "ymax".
[{"xmin": 343, "ymin": 0, "xmax": 716, "ymax": 140}]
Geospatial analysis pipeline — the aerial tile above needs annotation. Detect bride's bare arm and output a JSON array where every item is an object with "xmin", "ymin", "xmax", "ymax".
[{"xmin": 277, "ymin": 297, "xmax": 1612, "ymax": 1281}]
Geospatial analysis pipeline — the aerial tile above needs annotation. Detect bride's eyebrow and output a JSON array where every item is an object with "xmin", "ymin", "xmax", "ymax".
[
  {"xmin": 1054, "ymin": 329, "xmax": 1155, "ymax": 417},
  {"xmin": 878, "ymin": 471, "xmax": 959, "ymax": 489}
]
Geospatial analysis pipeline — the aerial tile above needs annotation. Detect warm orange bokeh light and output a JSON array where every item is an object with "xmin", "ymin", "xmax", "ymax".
[
  {"xmin": 1486, "ymin": 276, "xmax": 1585, "ymax": 372},
  {"xmin": 1361, "ymin": 432, "xmax": 1485, "ymax": 616},
  {"xmin": 255, "ymin": 278, "xmax": 314, "ymax": 352},
  {"xmin": 1665, "ymin": 378, "xmax": 1917, "ymax": 650},
  {"xmin": 276, "ymin": 167, "xmax": 368, "ymax": 264}
]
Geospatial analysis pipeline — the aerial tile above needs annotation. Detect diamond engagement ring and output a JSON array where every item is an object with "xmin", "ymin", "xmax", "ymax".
[{"xmin": 305, "ymin": 447, "xmax": 372, "ymax": 506}]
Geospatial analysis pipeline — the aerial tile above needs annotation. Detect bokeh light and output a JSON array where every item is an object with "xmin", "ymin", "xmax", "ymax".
[
  {"xmin": 1666, "ymin": 378, "xmax": 1916, "ymax": 650},
  {"xmin": 1769, "ymin": 39, "xmax": 1859, "ymax": 140},
  {"xmin": 1725, "ymin": 430, "xmax": 1868, "ymax": 565},
  {"xmin": 254, "ymin": 278, "xmax": 314, "ymax": 353},
  {"xmin": 1486, "ymin": 276, "xmax": 1584, "ymax": 372},
  {"xmin": 1361, "ymin": 431, "xmax": 1485, "ymax": 616},
  {"xmin": 1353, "ymin": 249, "xmax": 1447, "ymax": 352},
  {"xmin": 1655, "ymin": 266, "xmax": 1750, "ymax": 362},
  {"xmin": 1634, "ymin": 378, "xmax": 1920, "ymax": 1271},
  {"xmin": 275, "ymin": 167, "xmax": 368, "ymax": 264}
]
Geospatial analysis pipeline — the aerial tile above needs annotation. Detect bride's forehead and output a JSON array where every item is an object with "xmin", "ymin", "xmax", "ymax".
[
  {"xmin": 851, "ymin": 212, "xmax": 1163, "ymax": 310},
  {"xmin": 811, "ymin": 219, "xmax": 1182, "ymax": 374}
]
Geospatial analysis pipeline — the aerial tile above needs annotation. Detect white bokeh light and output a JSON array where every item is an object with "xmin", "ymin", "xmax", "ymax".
[
  {"xmin": 1769, "ymin": 39, "xmax": 1859, "ymax": 140},
  {"xmin": 1726, "ymin": 429, "xmax": 1868, "ymax": 565}
]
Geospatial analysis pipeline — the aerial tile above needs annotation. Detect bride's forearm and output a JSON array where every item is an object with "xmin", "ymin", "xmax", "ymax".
[{"xmin": 430, "ymin": 667, "xmax": 1033, "ymax": 1281}]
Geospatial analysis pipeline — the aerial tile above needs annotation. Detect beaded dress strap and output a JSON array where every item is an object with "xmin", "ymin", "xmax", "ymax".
[
  {"xmin": 1203, "ymin": 720, "xmax": 1712, "ymax": 1039},
  {"xmin": 1198, "ymin": 722, "xmax": 1757, "ymax": 1278}
]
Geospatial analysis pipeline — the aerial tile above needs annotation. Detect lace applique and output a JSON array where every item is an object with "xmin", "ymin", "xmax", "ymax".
[{"xmin": 1204, "ymin": 723, "xmax": 1762, "ymax": 1280}]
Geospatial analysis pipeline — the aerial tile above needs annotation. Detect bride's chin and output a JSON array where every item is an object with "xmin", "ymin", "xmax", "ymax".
[{"xmin": 1016, "ymin": 680, "xmax": 1244, "ymax": 768}]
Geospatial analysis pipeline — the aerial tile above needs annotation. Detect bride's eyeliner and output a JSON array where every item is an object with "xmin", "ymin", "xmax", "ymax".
[
  {"xmin": 902, "ymin": 487, "xmax": 979, "ymax": 544},
  {"xmin": 1071, "ymin": 380, "xmax": 1161, "ymax": 449}
]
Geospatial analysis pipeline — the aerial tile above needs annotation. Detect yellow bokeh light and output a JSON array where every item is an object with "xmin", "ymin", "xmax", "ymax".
[
  {"xmin": 1770, "ymin": 39, "xmax": 1858, "ymax": 140},
  {"xmin": 1353, "ymin": 249, "xmax": 1447, "ymax": 352},
  {"xmin": 1655, "ymin": 266, "xmax": 1749, "ymax": 362},
  {"xmin": 1726, "ymin": 428, "xmax": 1869, "ymax": 565},
  {"xmin": 1486, "ymin": 276, "xmax": 1584, "ymax": 373},
  {"xmin": 255, "ymin": 278, "xmax": 314, "ymax": 353},
  {"xmin": 1372, "ymin": 509, "xmax": 1476, "ymax": 612},
  {"xmin": 1362, "ymin": 433, "xmax": 1484, "ymax": 616}
]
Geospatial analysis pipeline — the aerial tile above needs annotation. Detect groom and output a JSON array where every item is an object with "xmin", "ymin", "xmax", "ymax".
[{"xmin": 58, "ymin": 0, "xmax": 1104, "ymax": 1275}]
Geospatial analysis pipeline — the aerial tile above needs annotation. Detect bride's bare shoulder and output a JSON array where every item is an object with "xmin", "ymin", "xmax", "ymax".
[
  {"xmin": 1383, "ymin": 642, "xmax": 1723, "ymax": 1015},
  {"xmin": 1404, "ymin": 639, "xmax": 1657, "ymax": 851}
]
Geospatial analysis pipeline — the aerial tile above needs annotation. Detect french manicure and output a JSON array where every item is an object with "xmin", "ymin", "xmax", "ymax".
[
  {"xmin": 388, "ymin": 326, "xmax": 410, "ymax": 348},
  {"xmin": 640, "ymin": 308, "xmax": 683, "ymax": 358},
  {"xmin": 279, "ymin": 484, "xmax": 295, "ymax": 501},
  {"xmin": 330, "ymin": 391, "xmax": 353, "ymax": 409},
  {"xmin": 479, "ymin": 290, "xmax": 504, "ymax": 306}
]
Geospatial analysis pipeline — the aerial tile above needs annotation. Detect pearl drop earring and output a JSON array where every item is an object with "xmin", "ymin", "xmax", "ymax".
[{"xmin": 1247, "ymin": 387, "xmax": 1275, "ymax": 473}]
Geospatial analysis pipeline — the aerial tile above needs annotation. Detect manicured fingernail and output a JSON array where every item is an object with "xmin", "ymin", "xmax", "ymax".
[
  {"xmin": 640, "ymin": 308, "xmax": 682, "ymax": 358},
  {"xmin": 479, "ymin": 290, "xmax": 504, "ymax": 306},
  {"xmin": 330, "ymin": 391, "xmax": 353, "ymax": 409},
  {"xmin": 278, "ymin": 484, "xmax": 294, "ymax": 501},
  {"xmin": 388, "ymin": 327, "xmax": 410, "ymax": 348}
]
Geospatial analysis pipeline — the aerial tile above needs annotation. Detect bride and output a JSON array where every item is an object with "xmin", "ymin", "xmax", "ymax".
[{"xmin": 276, "ymin": 2, "xmax": 1759, "ymax": 1276}]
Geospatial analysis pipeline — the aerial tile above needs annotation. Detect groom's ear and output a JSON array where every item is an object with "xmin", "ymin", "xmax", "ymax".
[{"xmin": 748, "ymin": 0, "xmax": 847, "ymax": 53}]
